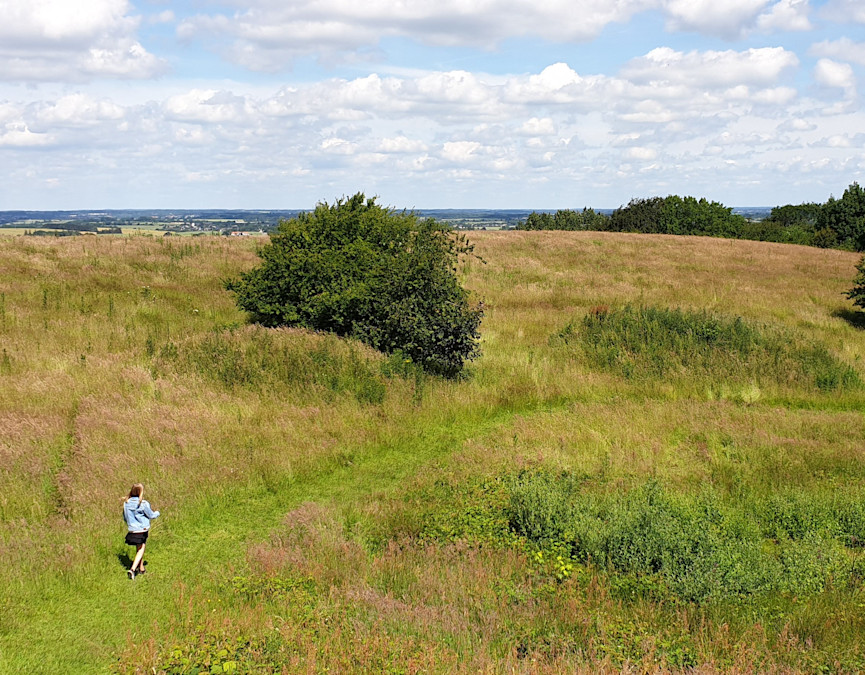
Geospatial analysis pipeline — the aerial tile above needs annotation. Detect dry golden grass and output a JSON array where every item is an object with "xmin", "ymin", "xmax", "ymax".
[{"xmin": 470, "ymin": 230, "xmax": 860, "ymax": 343}]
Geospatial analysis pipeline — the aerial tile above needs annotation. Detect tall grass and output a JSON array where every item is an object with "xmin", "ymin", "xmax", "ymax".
[
  {"xmin": 1, "ymin": 231, "xmax": 864, "ymax": 673},
  {"xmin": 155, "ymin": 326, "xmax": 389, "ymax": 404},
  {"xmin": 555, "ymin": 305, "xmax": 860, "ymax": 394}
]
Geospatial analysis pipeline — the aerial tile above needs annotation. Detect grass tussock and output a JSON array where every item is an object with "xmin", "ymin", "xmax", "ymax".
[
  {"xmin": 556, "ymin": 304, "xmax": 859, "ymax": 395},
  {"xmin": 155, "ymin": 325, "xmax": 390, "ymax": 404}
]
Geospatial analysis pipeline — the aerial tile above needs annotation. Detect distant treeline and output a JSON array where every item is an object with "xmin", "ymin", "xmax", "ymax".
[
  {"xmin": 25, "ymin": 226, "xmax": 123, "ymax": 236},
  {"xmin": 518, "ymin": 182, "xmax": 865, "ymax": 251}
]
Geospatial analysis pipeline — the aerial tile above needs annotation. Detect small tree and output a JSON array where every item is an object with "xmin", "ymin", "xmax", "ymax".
[
  {"xmin": 848, "ymin": 256, "xmax": 865, "ymax": 311},
  {"xmin": 225, "ymin": 193, "xmax": 483, "ymax": 377}
]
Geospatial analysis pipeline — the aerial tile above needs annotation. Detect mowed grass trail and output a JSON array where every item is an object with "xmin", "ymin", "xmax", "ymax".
[
  {"xmin": 1, "ymin": 232, "xmax": 864, "ymax": 673},
  {"xmin": 1, "ymin": 406, "xmax": 527, "ymax": 672}
]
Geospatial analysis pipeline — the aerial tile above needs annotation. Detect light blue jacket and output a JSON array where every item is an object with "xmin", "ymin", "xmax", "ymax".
[{"xmin": 123, "ymin": 498, "xmax": 160, "ymax": 532}]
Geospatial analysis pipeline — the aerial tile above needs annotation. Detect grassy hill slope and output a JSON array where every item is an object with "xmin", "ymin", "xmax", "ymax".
[{"xmin": 1, "ymin": 232, "xmax": 864, "ymax": 673}]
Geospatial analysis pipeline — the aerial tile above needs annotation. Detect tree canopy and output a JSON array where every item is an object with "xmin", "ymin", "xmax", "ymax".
[
  {"xmin": 818, "ymin": 182, "xmax": 865, "ymax": 251},
  {"xmin": 848, "ymin": 256, "xmax": 865, "ymax": 311},
  {"xmin": 518, "ymin": 208, "xmax": 609, "ymax": 231},
  {"xmin": 225, "ymin": 193, "xmax": 484, "ymax": 377},
  {"xmin": 608, "ymin": 196, "xmax": 745, "ymax": 237},
  {"xmin": 513, "ymin": 184, "xmax": 865, "ymax": 251}
]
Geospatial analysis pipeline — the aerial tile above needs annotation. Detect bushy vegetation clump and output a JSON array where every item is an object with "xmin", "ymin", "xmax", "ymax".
[
  {"xmin": 742, "ymin": 202, "xmax": 824, "ymax": 246},
  {"xmin": 225, "ymin": 193, "xmax": 483, "ymax": 377},
  {"xmin": 506, "ymin": 472, "xmax": 865, "ymax": 602},
  {"xmin": 818, "ymin": 182, "xmax": 865, "ymax": 250},
  {"xmin": 556, "ymin": 305, "xmax": 860, "ymax": 392},
  {"xmin": 518, "ymin": 208, "xmax": 608, "ymax": 231},
  {"xmin": 848, "ymin": 255, "xmax": 865, "ymax": 311}
]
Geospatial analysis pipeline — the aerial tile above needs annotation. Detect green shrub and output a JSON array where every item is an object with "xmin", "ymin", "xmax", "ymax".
[
  {"xmin": 151, "ymin": 633, "xmax": 283, "ymax": 675},
  {"xmin": 555, "ymin": 305, "xmax": 859, "ymax": 392},
  {"xmin": 503, "ymin": 474, "xmax": 864, "ymax": 602},
  {"xmin": 753, "ymin": 490, "xmax": 865, "ymax": 546},
  {"xmin": 505, "ymin": 471, "xmax": 581, "ymax": 545},
  {"xmin": 848, "ymin": 256, "xmax": 865, "ymax": 311},
  {"xmin": 225, "ymin": 193, "xmax": 483, "ymax": 377}
]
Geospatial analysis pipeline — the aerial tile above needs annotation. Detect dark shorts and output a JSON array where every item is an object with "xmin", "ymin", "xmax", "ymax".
[{"xmin": 125, "ymin": 530, "xmax": 149, "ymax": 546}]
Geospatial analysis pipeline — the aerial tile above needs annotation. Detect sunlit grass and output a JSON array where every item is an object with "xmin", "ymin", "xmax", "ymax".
[{"xmin": 1, "ymin": 231, "xmax": 864, "ymax": 673}]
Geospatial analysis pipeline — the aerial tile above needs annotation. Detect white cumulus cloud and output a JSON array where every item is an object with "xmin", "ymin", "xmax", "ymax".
[
  {"xmin": 0, "ymin": 123, "xmax": 53, "ymax": 147},
  {"xmin": 756, "ymin": 0, "xmax": 812, "ymax": 31},
  {"xmin": 176, "ymin": 0, "xmax": 813, "ymax": 71},
  {"xmin": 0, "ymin": 0, "xmax": 165, "ymax": 81},
  {"xmin": 627, "ymin": 146, "xmax": 658, "ymax": 160},
  {"xmin": 622, "ymin": 47, "xmax": 798, "ymax": 87},
  {"xmin": 3, "ymin": 48, "xmax": 863, "ymax": 209},
  {"xmin": 442, "ymin": 140, "xmax": 482, "ymax": 163},
  {"xmin": 813, "ymin": 58, "xmax": 856, "ymax": 96},
  {"xmin": 377, "ymin": 136, "xmax": 428, "ymax": 153},
  {"xmin": 662, "ymin": 0, "xmax": 772, "ymax": 38},
  {"xmin": 35, "ymin": 94, "xmax": 124, "ymax": 126},
  {"xmin": 520, "ymin": 117, "xmax": 557, "ymax": 135},
  {"xmin": 810, "ymin": 38, "xmax": 865, "ymax": 66},
  {"xmin": 164, "ymin": 90, "xmax": 252, "ymax": 124},
  {"xmin": 178, "ymin": 0, "xmax": 655, "ymax": 71}
]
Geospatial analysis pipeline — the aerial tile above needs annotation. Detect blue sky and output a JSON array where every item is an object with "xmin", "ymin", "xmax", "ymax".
[{"xmin": 1, "ymin": 0, "xmax": 865, "ymax": 209}]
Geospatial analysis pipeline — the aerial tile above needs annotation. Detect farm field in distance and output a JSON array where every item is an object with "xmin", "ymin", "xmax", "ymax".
[
  {"xmin": 0, "ymin": 231, "xmax": 863, "ymax": 673},
  {"xmin": 0, "ymin": 207, "xmax": 775, "ymax": 238}
]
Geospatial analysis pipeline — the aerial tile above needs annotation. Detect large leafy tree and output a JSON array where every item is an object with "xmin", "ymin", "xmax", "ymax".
[
  {"xmin": 608, "ymin": 195, "xmax": 744, "ymax": 237},
  {"xmin": 225, "ymin": 193, "xmax": 483, "ymax": 377},
  {"xmin": 608, "ymin": 196, "xmax": 666, "ymax": 233},
  {"xmin": 818, "ymin": 182, "xmax": 865, "ymax": 251}
]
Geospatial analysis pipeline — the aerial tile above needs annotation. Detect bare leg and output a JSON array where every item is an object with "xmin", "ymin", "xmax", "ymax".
[{"xmin": 132, "ymin": 543, "xmax": 146, "ymax": 573}]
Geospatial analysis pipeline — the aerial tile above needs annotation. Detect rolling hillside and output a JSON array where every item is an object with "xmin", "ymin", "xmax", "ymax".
[{"xmin": 1, "ymin": 232, "xmax": 863, "ymax": 673}]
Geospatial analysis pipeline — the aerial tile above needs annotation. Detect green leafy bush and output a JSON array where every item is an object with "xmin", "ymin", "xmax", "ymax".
[
  {"xmin": 555, "ymin": 305, "xmax": 859, "ymax": 392},
  {"xmin": 504, "ymin": 474, "xmax": 863, "ymax": 602},
  {"xmin": 152, "ymin": 633, "xmax": 282, "ymax": 675},
  {"xmin": 225, "ymin": 193, "xmax": 483, "ymax": 377},
  {"xmin": 517, "ymin": 208, "xmax": 609, "ymax": 231},
  {"xmin": 848, "ymin": 256, "xmax": 865, "ymax": 311},
  {"xmin": 506, "ymin": 471, "xmax": 581, "ymax": 545}
]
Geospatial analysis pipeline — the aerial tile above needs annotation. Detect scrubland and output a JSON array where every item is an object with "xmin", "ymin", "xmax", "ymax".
[{"xmin": 0, "ymin": 232, "xmax": 863, "ymax": 673}]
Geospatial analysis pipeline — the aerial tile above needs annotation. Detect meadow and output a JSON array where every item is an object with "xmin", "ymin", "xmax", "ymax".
[{"xmin": 0, "ymin": 231, "xmax": 863, "ymax": 673}]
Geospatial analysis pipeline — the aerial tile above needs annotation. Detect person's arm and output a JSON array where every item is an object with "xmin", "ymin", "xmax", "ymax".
[{"xmin": 141, "ymin": 500, "xmax": 160, "ymax": 520}]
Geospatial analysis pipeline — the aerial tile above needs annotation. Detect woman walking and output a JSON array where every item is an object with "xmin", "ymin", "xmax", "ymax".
[{"xmin": 123, "ymin": 483, "xmax": 160, "ymax": 580}]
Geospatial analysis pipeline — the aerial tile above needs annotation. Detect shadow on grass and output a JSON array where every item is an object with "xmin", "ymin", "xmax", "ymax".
[
  {"xmin": 834, "ymin": 308, "xmax": 865, "ymax": 330},
  {"xmin": 116, "ymin": 552, "xmax": 133, "ymax": 569}
]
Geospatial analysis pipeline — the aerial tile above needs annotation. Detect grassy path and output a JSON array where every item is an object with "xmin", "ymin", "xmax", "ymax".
[{"xmin": 0, "ymin": 405, "xmax": 520, "ymax": 674}]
